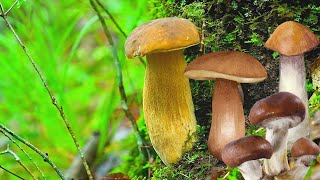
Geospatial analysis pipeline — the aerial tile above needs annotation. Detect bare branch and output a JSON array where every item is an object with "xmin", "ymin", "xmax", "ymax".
[
  {"xmin": 5, "ymin": 0, "xmax": 18, "ymax": 15},
  {"xmin": 0, "ymin": 129, "xmax": 45, "ymax": 178},
  {"xmin": 0, "ymin": 124, "xmax": 65, "ymax": 179},
  {"xmin": 0, "ymin": 145, "xmax": 36, "ymax": 180}
]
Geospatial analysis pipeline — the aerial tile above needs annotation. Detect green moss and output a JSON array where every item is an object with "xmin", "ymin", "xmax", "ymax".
[{"xmin": 144, "ymin": 0, "xmax": 319, "ymax": 179}]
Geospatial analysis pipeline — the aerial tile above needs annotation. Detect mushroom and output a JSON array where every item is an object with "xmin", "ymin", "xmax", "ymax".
[
  {"xmin": 291, "ymin": 137, "xmax": 320, "ymax": 166},
  {"xmin": 125, "ymin": 17, "xmax": 200, "ymax": 165},
  {"xmin": 221, "ymin": 136, "xmax": 273, "ymax": 180},
  {"xmin": 184, "ymin": 51, "xmax": 267, "ymax": 160},
  {"xmin": 276, "ymin": 137, "xmax": 320, "ymax": 180},
  {"xmin": 265, "ymin": 21, "xmax": 319, "ymax": 147},
  {"xmin": 249, "ymin": 92, "xmax": 306, "ymax": 176}
]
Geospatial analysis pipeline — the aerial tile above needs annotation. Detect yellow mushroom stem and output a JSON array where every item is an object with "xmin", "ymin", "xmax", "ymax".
[
  {"xmin": 143, "ymin": 50, "xmax": 197, "ymax": 165},
  {"xmin": 208, "ymin": 79, "xmax": 245, "ymax": 160}
]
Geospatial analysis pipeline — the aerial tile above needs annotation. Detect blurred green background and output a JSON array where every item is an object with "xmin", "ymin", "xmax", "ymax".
[{"xmin": 0, "ymin": 0, "xmax": 149, "ymax": 179}]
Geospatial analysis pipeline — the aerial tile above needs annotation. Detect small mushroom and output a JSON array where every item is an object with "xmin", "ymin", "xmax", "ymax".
[
  {"xmin": 265, "ymin": 21, "xmax": 319, "ymax": 148},
  {"xmin": 291, "ymin": 137, "xmax": 320, "ymax": 166},
  {"xmin": 221, "ymin": 136, "xmax": 273, "ymax": 180},
  {"xmin": 276, "ymin": 138, "xmax": 320, "ymax": 180},
  {"xmin": 184, "ymin": 51, "xmax": 267, "ymax": 160},
  {"xmin": 125, "ymin": 17, "xmax": 200, "ymax": 164},
  {"xmin": 249, "ymin": 92, "xmax": 306, "ymax": 176}
]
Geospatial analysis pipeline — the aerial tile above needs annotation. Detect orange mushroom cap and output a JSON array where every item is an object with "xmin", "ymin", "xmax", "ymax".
[
  {"xmin": 125, "ymin": 17, "xmax": 200, "ymax": 58},
  {"xmin": 265, "ymin": 21, "xmax": 319, "ymax": 56}
]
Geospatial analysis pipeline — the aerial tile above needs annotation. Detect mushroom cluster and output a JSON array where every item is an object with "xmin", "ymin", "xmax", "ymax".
[
  {"xmin": 125, "ymin": 17, "xmax": 320, "ymax": 179},
  {"xmin": 265, "ymin": 21, "xmax": 319, "ymax": 147}
]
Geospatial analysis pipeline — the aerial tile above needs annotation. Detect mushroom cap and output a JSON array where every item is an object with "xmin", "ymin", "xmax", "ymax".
[
  {"xmin": 125, "ymin": 17, "xmax": 200, "ymax": 58},
  {"xmin": 221, "ymin": 136, "xmax": 273, "ymax": 167},
  {"xmin": 291, "ymin": 137, "xmax": 320, "ymax": 158},
  {"xmin": 265, "ymin": 21, "xmax": 319, "ymax": 56},
  {"xmin": 249, "ymin": 92, "xmax": 305, "ymax": 129},
  {"xmin": 184, "ymin": 51, "xmax": 267, "ymax": 83}
]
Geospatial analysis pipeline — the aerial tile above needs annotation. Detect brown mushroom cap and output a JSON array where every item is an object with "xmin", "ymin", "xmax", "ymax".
[
  {"xmin": 125, "ymin": 17, "xmax": 200, "ymax": 58},
  {"xmin": 184, "ymin": 51, "xmax": 267, "ymax": 83},
  {"xmin": 265, "ymin": 21, "xmax": 319, "ymax": 56},
  {"xmin": 221, "ymin": 136, "xmax": 273, "ymax": 167},
  {"xmin": 249, "ymin": 92, "xmax": 305, "ymax": 129},
  {"xmin": 291, "ymin": 137, "xmax": 320, "ymax": 158}
]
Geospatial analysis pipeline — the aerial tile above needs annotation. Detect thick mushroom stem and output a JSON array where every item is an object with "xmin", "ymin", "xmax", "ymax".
[
  {"xmin": 208, "ymin": 79, "xmax": 245, "ymax": 160},
  {"xmin": 279, "ymin": 55, "xmax": 309, "ymax": 147},
  {"xmin": 144, "ymin": 50, "xmax": 197, "ymax": 165},
  {"xmin": 238, "ymin": 160, "xmax": 263, "ymax": 180},
  {"xmin": 264, "ymin": 121, "xmax": 290, "ymax": 176}
]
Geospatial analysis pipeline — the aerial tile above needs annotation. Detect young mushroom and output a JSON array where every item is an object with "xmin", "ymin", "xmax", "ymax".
[
  {"xmin": 276, "ymin": 137, "xmax": 320, "ymax": 180},
  {"xmin": 291, "ymin": 137, "xmax": 320, "ymax": 166},
  {"xmin": 221, "ymin": 136, "xmax": 273, "ymax": 180},
  {"xmin": 249, "ymin": 92, "xmax": 306, "ymax": 176},
  {"xmin": 265, "ymin": 21, "xmax": 319, "ymax": 147},
  {"xmin": 184, "ymin": 51, "xmax": 267, "ymax": 160},
  {"xmin": 125, "ymin": 17, "xmax": 200, "ymax": 165}
]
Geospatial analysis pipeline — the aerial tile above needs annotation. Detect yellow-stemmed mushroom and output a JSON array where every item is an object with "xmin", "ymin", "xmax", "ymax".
[{"xmin": 125, "ymin": 17, "xmax": 200, "ymax": 165}]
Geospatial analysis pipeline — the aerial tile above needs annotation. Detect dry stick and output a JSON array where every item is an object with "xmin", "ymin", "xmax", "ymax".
[
  {"xmin": 90, "ymin": 0, "xmax": 150, "ymax": 159},
  {"xmin": 0, "ymin": 129, "xmax": 45, "ymax": 179},
  {"xmin": 0, "ymin": 3, "xmax": 93, "ymax": 180},
  {"xmin": 0, "ymin": 145, "xmax": 36, "ymax": 180},
  {"xmin": 95, "ymin": 0, "xmax": 146, "ymax": 68},
  {"xmin": 0, "ymin": 124, "xmax": 65, "ymax": 179}
]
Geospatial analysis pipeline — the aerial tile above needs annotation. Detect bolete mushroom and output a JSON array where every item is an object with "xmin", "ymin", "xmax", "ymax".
[
  {"xmin": 184, "ymin": 51, "xmax": 267, "ymax": 160},
  {"xmin": 221, "ymin": 136, "xmax": 273, "ymax": 180},
  {"xmin": 291, "ymin": 137, "xmax": 320, "ymax": 166},
  {"xmin": 249, "ymin": 92, "xmax": 306, "ymax": 176},
  {"xmin": 276, "ymin": 137, "xmax": 320, "ymax": 180},
  {"xmin": 265, "ymin": 21, "xmax": 319, "ymax": 147},
  {"xmin": 125, "ymin": 17, "xmax": 200, "ymax": 165}
]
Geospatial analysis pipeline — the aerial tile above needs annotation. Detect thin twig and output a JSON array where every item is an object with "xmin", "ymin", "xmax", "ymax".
[
  {"xmin": 0, "ymin": 145, "xmax": 36, "ymax": 180},
  {"xmin": 0, "ymin": 129, "xmax": 45, "ymax": 179},
  {"xmin": 95, "ymin": 0, "xmax": 146, "ymax": 67},
  {"xmin": 4, "ymin": 0, "xmax": 18, "ymax": 15},
  {"xmin": 0, "ymin": 124, "xmax": 65, "ymax": 179},
  {"xmin": 90, "ymin": 0, "xmax": 151, "ymax": 160},
  {"xmin": 0, "ymin": 165, "xmax": 25, "ymax": 180},
  {"xmin": 0, "ymin": 2, "xmax": 93, "ymax": 179}
]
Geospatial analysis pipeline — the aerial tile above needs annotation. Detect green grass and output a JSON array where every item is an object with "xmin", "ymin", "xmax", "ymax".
[{"xmin": 0, "ymin": 0, "xmax": 149, "ymax": 179}]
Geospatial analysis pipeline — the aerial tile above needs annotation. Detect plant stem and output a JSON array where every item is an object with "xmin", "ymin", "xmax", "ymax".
[
  {"xmin": 0, "ymin": 2, "xmax": 93, "ymax": 179},
  {"xmin": 0, "ymin": 145, "xmax": 36, "ymax": 180},
  {"xmin": 95, "ymin": 0, "xmax": 146, "ymax": 67},
  {"xmin": 0, "ymin": 165, "xmax": 25, "ymax": 180},
  {"xmin": 0, "ymin": 124, "xmax": 65, "ymax": 179},
  {"xmin": 90, "ymin": 0, "xmax": 151, "ymax": 160},
  {"xmin": 0, "ymin": 129, "xmax": 45, "ymax": 179}
]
